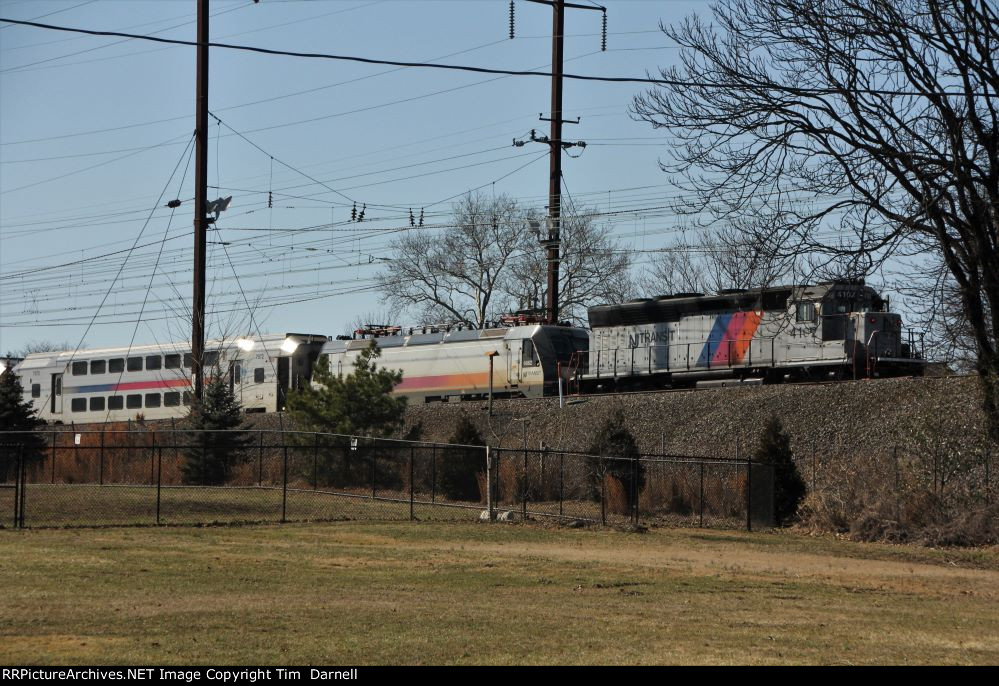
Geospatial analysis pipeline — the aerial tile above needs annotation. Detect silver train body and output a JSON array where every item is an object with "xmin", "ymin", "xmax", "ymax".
[
  {"xmin": 13, "ymin": 333, "xmax": 327, "ymax": 424},
  {"xmin": 573, "ymin": 282, "xmax": 924, "ymax": 390},
  {"xmin": 322, "ymin": 324, "xmax": 589, "ymax": 402}
]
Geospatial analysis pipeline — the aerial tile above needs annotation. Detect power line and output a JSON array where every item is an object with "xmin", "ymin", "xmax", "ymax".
[{"xmin": 5, "ymin": 17, "xmax": 993, "ymax": 98}]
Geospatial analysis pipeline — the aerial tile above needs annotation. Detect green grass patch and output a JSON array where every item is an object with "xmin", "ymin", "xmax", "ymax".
[{"xmin": 2, "ymin": 522, "xmax": 997, "ymax": 664}]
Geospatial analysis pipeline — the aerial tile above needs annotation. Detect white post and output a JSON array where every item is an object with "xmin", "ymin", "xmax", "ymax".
[{"xmin": 486, "ymin": 445, "xmax": 495, "ymax": 521}]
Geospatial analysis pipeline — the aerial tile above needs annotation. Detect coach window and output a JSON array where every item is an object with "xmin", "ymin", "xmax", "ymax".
[
  {"xmin": 31, "ymin": 384, "xmax": 40, "ymax": 398},
  {"xmin": 182, "ymin": 391, "xmax": 192, "ymax": 406},
  {"xmin": 254, "ymin": 367, "xmax": 265, "ymax": 384},
  {"xmin": 795, "ymin": 301, "xmax": 816, "ymax": 323},
  {"xmin": 126, "ymin": 394, "xmax": 142, "ymax": 409},
  {"xmin": 127, "ymin": 357, "xmax": 143, "ymax": 372},
  {"xmin": 204, "ymin": 351, "xmax": 219, "ymax": 368},
  {"xmin": 109, "ymin": 358, "xmax": 124, "ymax": 373},
  {"xmin": 183, "ymin": 353, "xmax": 193, "ymax": 368},
  {"xmin": 90, "ymin": 360, "xmax": 106, "ymax": 375},
  {"xmin": 71, "ymin": 398, "xmax": 86, "ymax": 412},
  {"xmin": 109, "ymin": 396, "xmax": 124, "ymax": 410},
  {"xmin": 145, "ymin": 393, "xmax": 161, "ymax": 408},
  {"xmin": 165, "ymin": 354, "xmax": 181, "ymax": 370},
  {"xmin": 164, "ymin": 392, "xmax": 180, "ymax": 407},
  {"xmin": 89, "ymin": 397, "xmax": 105, "ymax": 412},
  {"xmin": 72, "ymin": 361, "xmax": 87, "ymax": 376},
  {"xmin": 522, "ymin": 340, "xmax": 540, "ymax": 367},
  {"xmin": 146, "ymin": 355, "xmax": 161, "ymax": 371}
]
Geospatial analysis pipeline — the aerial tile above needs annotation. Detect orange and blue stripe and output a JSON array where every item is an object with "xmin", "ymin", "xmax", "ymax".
[
  {"xmin": 65, "ymin": 378, "xmax": 191, "ymax": 394},
  {"xmin": 696, "ymin": 311, "xmax": 763, "ymax": 366}
]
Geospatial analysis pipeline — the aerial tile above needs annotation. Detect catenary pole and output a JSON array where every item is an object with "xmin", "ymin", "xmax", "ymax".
[{"xmin": 192, "ymin": 0, "xmax": 209, "ymax": 400}]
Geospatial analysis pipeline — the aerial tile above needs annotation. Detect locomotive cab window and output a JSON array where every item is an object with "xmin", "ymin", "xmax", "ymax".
[
  {"xmin": 795, "ymin": 301, "xmax": 816, "ymax": 323},
  {"xmin": 254, "ymin": 367, "xmax": 265, "ymax": 384},
  {"xmin": 31, "ymin": 384, "xmax": 40, "ymax": 398},
  {"xmin": 522, "ymin": 340, "xmax": 540, "ymax": 367}
]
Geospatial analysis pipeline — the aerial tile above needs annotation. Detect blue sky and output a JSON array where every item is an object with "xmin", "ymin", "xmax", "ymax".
[{"xmin": 1, "ymin": 0, "xmax": 740, "ymax": 354}]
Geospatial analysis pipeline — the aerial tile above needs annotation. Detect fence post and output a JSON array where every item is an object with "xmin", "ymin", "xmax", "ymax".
[
  {"xmin": 699, "ymin": 460, "xmax": 705, "ymax": 528},
  {"xmin": 558, "ymin": 452, "xmax": 564, "ymax": 518},
  {"xmin": 50, "ymin": 430, "xmax": 56, "ymax": 484},
  {"xmin": 99, "ymin": 429, "xmax": 105, "ymax": 486},
  {"xmin": 409, "ymin": 445, "xmax": 415, "ymax": 521},
  {"xmin": 150, "ymin": 430, "xmax": 156, "ymax": 486},
  {"xmin": 600, "ymin": 457, "xmax": 606, "ymax": 526},
  {"xmin": 258, "ymin": 431, "xmax": 264, "ymax": 487},
  {"xmin": 522, "ymin": 447, "xmax": 528, "ymax": 520},
  {"xmin": 313, "ymin": 433, "xmax": 319, "ymax": 490},
  {"xmin": 371, "ymin": 440, "xmax": 377, "ymax": 499},
  {"xmin": 632, "ymin": 455, "xmax": 639, "ymax": 525},
  {"xmin": 985, "ymin": 444, "xmax": 992, "ymax": 506},
  {"xmin": 891, "ymin": 445, "xmax": 902, "ymax": 521},
  {"xmin": 282, "ymin": 435, "xmax": 289, "ymax": 523},
  {"xmin": 14, "ymin": 444, "xmax": 23, "ymax": 529},
  {"xmin": 19, "ymin": 442, "xmax": 27, "ymax": 528},
  {"xmin": 202, "ymin": 432, "xmax": 209, "ymax": 487},
  {"xmin": 431, "ymin": 445, "xmax": 436, "ymax": 503},
  {"xmin": 156, "ymin": 446, "xmax": 162, "ymax": 526},
  {"xmin": 744, "ymin": 440, "xmax": 752, "ymax": 532},
  {"xmin": 486, "ymin": 446, "xmax": 494, "ymax": 521}
]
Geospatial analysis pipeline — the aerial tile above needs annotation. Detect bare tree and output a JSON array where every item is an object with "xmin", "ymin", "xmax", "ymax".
[
  {"xmin": 631, "ymin": 0, "xmax": 999, "ymax": 436},
  {"xmin": 13, "ymin": 340, "xmax": 73, "ymax": 357},
  {"xmin": 377, "ymin": 193, "xmax": 522, "ymax": 329},
  {"xmin": 506, "ymin": 211, "xmax": 633, "ymax": 325},
  {"xmin": 641, "ymin": 222, "xmax": 786, "ymax": 295}
]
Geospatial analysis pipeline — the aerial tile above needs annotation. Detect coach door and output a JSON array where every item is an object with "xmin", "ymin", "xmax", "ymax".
[
  {"xmin": 50, "ymin": 373, "xmax": 63, "ymax": 414},
  {"xmin": 277, "ymin": 357, "xmax": 290, "ymax": 411}
]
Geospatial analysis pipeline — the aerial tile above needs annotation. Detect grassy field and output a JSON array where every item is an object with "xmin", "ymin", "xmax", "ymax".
[{"xmin": 2, "ymin": 522, "xmax": 997, "ymax": 665}]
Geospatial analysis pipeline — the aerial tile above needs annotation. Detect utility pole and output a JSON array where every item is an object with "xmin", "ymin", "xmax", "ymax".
[
  {"xmin": 545, "ymin": 0, "xmax": 565, "ymax": 325},
  {"xmin": 192, "ymin": 0, "xmax": 209, "ymax": 401},
  {"xmin": 514, "ymin": 1, "xmax": 603, "ymax": 325}
]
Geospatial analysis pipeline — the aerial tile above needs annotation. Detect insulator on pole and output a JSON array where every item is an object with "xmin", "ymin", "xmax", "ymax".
[
  {"xmin": 351, "ymin": 202, "xmax": 357, "ymax": 221},
  {"xmin": 509, "ymin": 1, "xmax": 515, "ymax": 40},
  {"xmin": 601, "ymin": 10, "xmax": 607, "ymax": 51}
]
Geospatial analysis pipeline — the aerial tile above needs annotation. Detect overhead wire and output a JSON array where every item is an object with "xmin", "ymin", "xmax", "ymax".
[{"xmin": 2, "ymin": 17, "xmax": 996, "ymax": 99}]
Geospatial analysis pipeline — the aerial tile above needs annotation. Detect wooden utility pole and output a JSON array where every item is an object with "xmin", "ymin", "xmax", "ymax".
[
  {"xmin": 545, "ymin": 0, "xmax": 565, "ymax": 325},
  {"xmin": 516, "ymin": 1, "xmax": 603, "ymax": 324},
  {"xmin": 192, "ymin": 0, "xmax": 209, "ymax": 400}
]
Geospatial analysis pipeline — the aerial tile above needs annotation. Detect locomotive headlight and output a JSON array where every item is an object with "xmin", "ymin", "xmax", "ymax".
[
  {"xmin": 236, "ymin": 338, "xmax": 256, "ymax": 352},
  {"xmin": 280, "ymin": 338, "xmax": 300, "ymax": 354}
]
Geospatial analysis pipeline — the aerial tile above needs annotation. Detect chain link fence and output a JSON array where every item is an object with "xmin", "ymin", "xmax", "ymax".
[
  {"xmin": 0, "ymin": 429, "xmax": 772, "ymax": 530},
  {"xmin": 489, "ymin": 448, "xmax": 773, "ymax": 529}
]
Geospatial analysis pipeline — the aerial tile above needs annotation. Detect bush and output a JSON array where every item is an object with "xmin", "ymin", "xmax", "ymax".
[
  {"xmin": 755, "ymin": 416, "xmax": 806, "ymax": 525},
  {"xmin": 183, "ymin": 369, "xmax": 252, "ymax": 485},
  {"xmin": 0, "ymin": 362, "xmax": 46, "ymax": 482},
  {"xmin": 437, "ymin": 416, "xmax": 485, "ymax": 502},
  {"xmin": 586, "ymin": 410, "xmax": 644, "ymax": 510}
]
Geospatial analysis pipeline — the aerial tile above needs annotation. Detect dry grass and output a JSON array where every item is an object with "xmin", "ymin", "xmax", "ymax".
[{"xmin": 1, "ymin": 522, "xmax": 997, "ymax": 665}]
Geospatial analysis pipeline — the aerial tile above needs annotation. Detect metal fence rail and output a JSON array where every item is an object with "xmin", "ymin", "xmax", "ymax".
[{"xmin": 0, "ymin": 429, "xmax": 772, "ymax": 530}]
